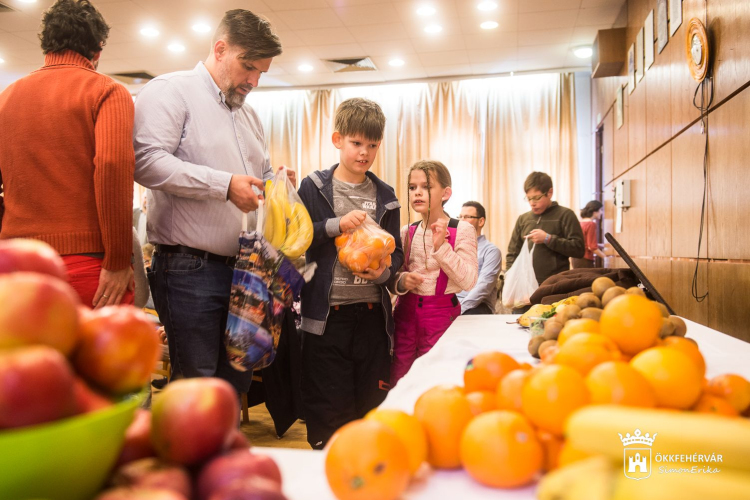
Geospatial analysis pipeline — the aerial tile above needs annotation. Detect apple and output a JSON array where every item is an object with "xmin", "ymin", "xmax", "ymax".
[
  {"xmin": 72, "ymin": 376, "xmax": 114, "ymax": 414},
  {"xmin": 208, "ymin": 476, "xmax": 287, "ymax": 500},
  {"xmin": 112, "ymin": 458, "xmax": 192, "ymax": 499},
  {"xmin": 226, "ymin": 429, "xmax": 250, "ymax": 451},
  {"xmin": 0, "ymin": 346, "xmax": 76, "ymax": 429},
  {"xmin": 116, "ymin": 409, "xmax": 156, "ymax": 467},
  {"xmin": 0, "ymin": 238, "xmax": 67, "ymax": 280},
  {"xmin": 151, "ymin": 378, "xmax": 239, "ymax": 466},
  {"xmin": 0, "ymin": 272, "xmax": 79, "ymax": 355},
  {"xmin": 73, "ymin": 306, "xmax": 160, "ymax": 395},
  {"xmin": 95, "ymin": 487, "xmax": 188, "ymax": 500},
  {"xmin": 197, "ymin": 451, "xmax": 282, "ymax": 500}
]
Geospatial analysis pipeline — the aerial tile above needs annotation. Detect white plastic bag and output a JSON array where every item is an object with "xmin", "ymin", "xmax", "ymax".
[{"xmin": 502, "ymin": 242, "xmax": 538, "ymax": 309}]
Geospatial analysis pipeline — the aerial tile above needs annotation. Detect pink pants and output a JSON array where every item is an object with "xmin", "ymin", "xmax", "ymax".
[
  {"xmin": 391, "ymin": 292, "xmax": 460, "ymax": 385},
  {"xmin": 63, "ymin": 255, "xmax": 134, "ymax": 309}
]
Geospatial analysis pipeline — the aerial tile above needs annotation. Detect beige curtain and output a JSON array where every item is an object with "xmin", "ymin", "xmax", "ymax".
[{"xmin": 246, "ymin": 73, "xmax": 578, "ymax": 266}]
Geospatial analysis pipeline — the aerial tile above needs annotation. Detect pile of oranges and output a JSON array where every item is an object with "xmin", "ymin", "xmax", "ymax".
[{"xmin": 335, "ymin": 230, "xmax": 395, "ymax": 273}]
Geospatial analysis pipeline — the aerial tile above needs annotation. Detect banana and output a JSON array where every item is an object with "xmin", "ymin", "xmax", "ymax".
[
  {"xmin": 279, "ymin": 202, "xmax": 313, "ymax": 260},
  {"xmin": 565, "ymin": 405, "xmax": 750, "ymax": 473},
  {"xmin": 263, "ymin": 198, "xmax": 286, "ymax": 249},
  {"xmin": 537, "ymin": 456, "xmax": 613, "ymax": 500}
]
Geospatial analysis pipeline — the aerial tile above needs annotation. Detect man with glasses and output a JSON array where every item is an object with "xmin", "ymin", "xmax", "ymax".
[
  {"xmin": 456, "ymin": 202, "xmax": 502, "ymax": 315},
  {"xmin": 506, "ymin": 172, "xmax": 584, "ymax": 287}
]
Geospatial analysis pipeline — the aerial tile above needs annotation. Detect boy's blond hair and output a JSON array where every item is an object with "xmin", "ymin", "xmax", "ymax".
[{"xmin": 334, "ymin": 98, "xmax": 386, "ymax": 142}]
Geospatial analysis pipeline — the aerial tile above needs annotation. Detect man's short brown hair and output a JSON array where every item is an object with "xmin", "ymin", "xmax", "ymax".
[
  {"xmin": 214, "ymin": 9, "xmax": 282, "ymax": 60},
  {"xmin": 334, "ymin": 98, "xmax": 386, "ymax": 142},
  {"xmin": 39, "ymin": 0, "xmax": 110, "ymax": 60},
  {"xmin": 524, "ymin": 171, "xmax": 553, "ymax": 194}
]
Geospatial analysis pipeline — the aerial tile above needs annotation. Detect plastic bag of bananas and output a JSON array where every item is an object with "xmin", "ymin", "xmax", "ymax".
[{"xmin": 263, "ymin": 169, "xmax": 314, "ymax": 260}]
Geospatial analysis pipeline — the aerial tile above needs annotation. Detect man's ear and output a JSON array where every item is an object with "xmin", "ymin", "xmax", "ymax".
[
  {"xmin": 442, "ymin": 186, "xmax": 452, "ymax": 202},
  {"xmin": 332, "ymin": 131, "xmax": 343, "ymax": 149},
  {"xmin": 91, "ymin": 51, "xmax": 102, "ymax": 64},
  {"xmin": 213, "ymin": 40, "xmax": 228, "ymax": 61},
  {"xmin": 548, "ymin": 187, "xmax": 554, "ymax": 198},
  {"xmin": 478, "ymin": 217, "xmax": 486, "ymax": 229}
]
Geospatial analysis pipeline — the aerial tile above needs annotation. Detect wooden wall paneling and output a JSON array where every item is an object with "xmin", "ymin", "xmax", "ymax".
[
  {"xmin": 627, "ymin": 77, "xmax": 647, "ymax": 167},
  {"xmin": 602, "ymin": 179, "xmax": 616, "ymax": 238},
  {"xmin": 646, "ymin": 146, "xmax": 671, "ymax": 257},
  {"xmin": 709, "ymin": 0, "xmax": 750, "ymax": 106},
  {"xmin": 644, "ymin": 42, "xmax": 672, "ymax": 152},
  {"xmin": 707, "ymin": 85, "xmax": 750, "ymax": 260},
  {"xmin": 643, "ymin": 258, "xmax": 673, "ymax": 307},
  {"xmin": 708, "ymin": 261, "xmax": 750, "ymax": 343},
  {"xmin": 671, "ymin": 260, "xmax": 709, "ymax": 325},
  {"xmin": 671, "ymin": 123, "xmax": 708, "ymax": 258},
  {"xmin": 613, "ymin": 86, "xmax": 630, "ymax": 178},
  {"xmin": 592, "ymin": 76, "xmax": 627, "ymax": 128},
  {"xmin": 602, "ymin": 112, "xmax": 615, "ymax": 186},
  {"xmin": 620, "ymin": 164, "xmax": 647, "ymax": 256},
  {"xmin": 669, "ymin": 0, "xmax": 707, "ymax": 135}
]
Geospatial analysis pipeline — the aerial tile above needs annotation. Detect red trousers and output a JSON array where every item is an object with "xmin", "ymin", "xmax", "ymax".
[{"xmin": 62, "ymin": 255, "xmax": 134, "ymax": 308}]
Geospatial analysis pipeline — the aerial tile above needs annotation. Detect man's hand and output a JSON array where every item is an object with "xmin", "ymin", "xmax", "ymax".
[
  {"xmin": 399, "ymin": 271, "xmax": 424, "ymax": 292},
  {"xmin": 354, "ymin": 262, "xmax": 386, "ymax": 281},
  {"xmin": 93, "ymin": 267, "xmax": 134, "ymax": 309},
  {"xmin": 228, "ymin": 175, "xmax": 265, "ymax": 212},
  {"xmin": 278, "ymin": 165, "xmax": 296, "ymax": 188},
  {"xmin": 526, "ymin": 229, "xmax": 549, "ymax": 245},
  {"xmin": 431, "ymin": 218, "xmax": 448, "ymax": 249},
  {"xmin": 340, "ymin": 210, "xmax": 367, "ymax": 232}
]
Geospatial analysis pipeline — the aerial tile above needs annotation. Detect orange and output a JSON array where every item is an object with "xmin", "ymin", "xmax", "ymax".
[
  {"xmin": 364, "ymin": 409, "xmax": 428, "ymax": 476},
  {"xmin": 558, "ymin": 318, "xmax": 600, "ymax": 345},
  {"xmin": 557, "ymin": 441, "xmax": 592, "ymax": 468},
  {"xmin": 383, "ymin": 254, "xmax": 392, "ymax": 267},
  {"xmin": 367, "ymin": 237, "xmax": 385, "ymax": 260},
  {"xmin": 519, "ymin": 362, "xmax": 534, "ymax": 371},
  {"xmin": 585, "ymin": 361, "xmax": 656, "ymax": 408},
  {"xmin": 599, "ymin": 294, "xmax": 662, "ymax": 355},
  {"xmin": 691, "ymin": 393, "xmax": 739, "ymax": 417},
  {"xmin": 465, "ymin": 390, "xmax": 497, "ymax": 415},
  {"xmin": 347, "ymin": 250, "xmax": 369, "ymax": 273},
  {"xmin": 540, "ymin": 344, "xmax": 559, "ymax": 364},
  {"xmin": 384, "ymin": 235, "xmax": 396, "ymax": 254},
  {"xmin": 630, "ymin": 347, "xmax": 703, "ymax": 409},
  {"xmin": 496, "ymin": 368, "xmax": 533, "ymax": 412},
  {"xmin": 325, "ymin": 419, "xmax": 410, "ymax": 500},
  {"xmin": 705, "ymin": 374, "xmax": 750, "ymax": 413},
  {"xmin": 413, "ymin": 385, "xmax": 474, "ymax": 469},
  {"xmin": 459, "ymin": 411, "xmax": 543, "ymax": 488},
  {"xmin": 463, "ymin": 351, "xmax": 520, "ymax": 393},
  {"xmin": 338, "ymin": 246, "xmax": 352, "ymax": 265},
  {"xmin": 536, "ymin": 429, "xmax": 564, "ymax": 472},
  {"xmin": 368, "ymin": 259, "xmax": 380, "ymax": 270},
  {"xmin": 554, "ymin": 333, "xmax": 621, "ymax": 375},
  {"xmin": 335, "ymin": 234, "xmax": 350, "ymax": 248},
  {"xmin": 521, "ymin": 364, "xmax": 589, "ymax": 436},
  {"xmin": 660, "ymin": 336, "xmax": 706, "ymax": 376}
]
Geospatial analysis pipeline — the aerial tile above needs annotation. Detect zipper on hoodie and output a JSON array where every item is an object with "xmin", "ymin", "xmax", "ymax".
[{"xmin": 377, "ymin": 207, "xmax": 395, "ymax": 357}]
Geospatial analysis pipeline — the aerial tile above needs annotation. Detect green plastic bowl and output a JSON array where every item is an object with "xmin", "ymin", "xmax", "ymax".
[{"xmin": 0, "ymin": 394, "xmax": 141, "ymax": 500}]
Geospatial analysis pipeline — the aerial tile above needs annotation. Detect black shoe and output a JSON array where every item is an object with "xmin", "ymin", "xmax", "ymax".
[{"xmin": 151, "ymin": 377, "xmax": 168, "ymax": 390}]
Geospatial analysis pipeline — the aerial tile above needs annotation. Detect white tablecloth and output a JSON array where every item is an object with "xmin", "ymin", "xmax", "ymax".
[{"xmin": 258, "ymin": 315, "xmax": 750, "ymax": 500}]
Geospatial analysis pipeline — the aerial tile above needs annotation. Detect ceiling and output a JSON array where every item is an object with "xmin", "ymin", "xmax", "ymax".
[{"xmin": 0, "ymin": 0, "xmax": 625, "ymax": 91}]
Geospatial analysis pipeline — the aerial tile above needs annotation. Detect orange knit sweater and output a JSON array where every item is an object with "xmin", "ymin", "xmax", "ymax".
[{"xmin": 0, "ymin": 50, "xmax": 134, "ymax": 270}]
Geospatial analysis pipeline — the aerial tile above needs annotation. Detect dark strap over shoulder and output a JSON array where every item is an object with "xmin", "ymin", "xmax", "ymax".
[
  {"xmin": 410, "ymin": 221, "xmax": 421, "ymax": 227},
  {"xmin": 448, "ymin": 218, "xmax": 459, "ymax": 229}
]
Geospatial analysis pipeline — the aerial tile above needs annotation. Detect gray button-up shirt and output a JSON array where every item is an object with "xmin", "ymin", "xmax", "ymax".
[{"xmin": 133, "ymin": 62, "xmax": 273, "ymax": 257}]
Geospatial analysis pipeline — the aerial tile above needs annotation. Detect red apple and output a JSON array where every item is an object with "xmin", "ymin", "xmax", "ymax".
[
  {"xmin": 95, "ymin": 487, "xmax": 188, "ymax": 500},
  {"xmin": 112, "ymin": 458, "xmax": 192, "ymax": 498},
  {"xmin": 0, "ymin": 238, "xmax": 67, "ymax": 280},
  {"xmin": 116, "ymin": 409, "xmax": 156, "ymax": 467},
  {"xmin": 73, "ymin": 306, "xmax": 160, "ymax": 395},
  {"xmin": 208, "ymin": 477, "xmax": 287, "ymax": 500},
  {"xmin": 73, "ymin": 376, "xmax": 114, "ymax": 414},
  {"xmin": 197, "ymin": 451, "xmax": 282, "ymax": 500},
  {"xmin": 0, "ymin": 272, "xmax": 79, "ymax": 355},
  {"xmin": 151, "ymin": 378, "xmax": 239, "ymax": 466},
  {"xmin": 226, "ymin": 429, "xmax": 250, "ymax": 451},
  {"xmin": 0, "ymin": 346, "xmax": 76, "ymax": 429}
]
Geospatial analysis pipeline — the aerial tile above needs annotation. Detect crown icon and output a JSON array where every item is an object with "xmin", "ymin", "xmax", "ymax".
[{"xmin": 619, "ymin": 429, "xmax": 657, "ymax": 447}]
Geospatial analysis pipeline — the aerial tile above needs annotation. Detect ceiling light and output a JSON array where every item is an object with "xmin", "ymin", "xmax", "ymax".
[
  {"xmin": 574, "ymin": 46, "xmax": 593, "ymax": 58},
  {"xmin": 0, "ymin": 57, "xmax": 4, "ymax": 64},
  {"xmin": 168, "ymin": 43, "xmax": 185, "ymax": 53},
  {"xmin": 389, "ymin": 58, "xmax": 405, "ymax": 67},
  {"xmin": 192, "ymin": 23, "xmax": 211, "ymax": 33},
  {"xmin": 416, "ymin": 6, "xmax": 436, "ymax": 16},
  {"xmin": 298, "ymin": 64, "xmax": 313, "ymax": 72},
  {"xmin": 480, "ymin": 21, "xmax": 499, "ymax": 30},
  {"xmin": 424, "ymin": 24, "xmax": 443, "ymax": 34},
  {"xmin": 477, "ymin": 1, "xmax": 497, "ymax": 11},
  {"xmin": 17, "ymin": 0, "xmax": 37, "ymax": 3},
  {"xmin": 140, "ymin": 27, "xmax": 159, "ymax": 38}
]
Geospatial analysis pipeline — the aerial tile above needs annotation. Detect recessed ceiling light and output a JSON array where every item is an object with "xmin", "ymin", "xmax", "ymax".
[
  {"xmin": 168, "ymin": 43, "xmax": 186, "ymax": 53},
  {"xmin": 140, "ymin": 27, "xmax": 160, "ymax": 38},
  {"xmin": 389, "ymin": 58, "xmax": 405, "ymax": 67},
  {"xmin": 480, "ymin": 21, "xmax": 499, "ymax": 30},
  {"xmin": 192, "ymin": 23, "xmax": 211, "ymax": 33},
  {"xmin": 424, "ymin": 24, "xmax": 443, "ymax": 34},
  {"xmin": 477, "ymin": 1, "xmax": 498, "ymax": 11},
  {"xmin": 416, "ymin": 6, "xmax": 436, "ymax": 16},
  {"xmin": 574, "ymin": 46, "xmax": 593, "ymax": 58},
  {"xmin": 0, "ymin": 57, "xmax": 4, "ymax": 64},
  {"xmin": 18, "ymin": 0, "xmax": 37, "ymax": 3},
  {"xmin": 298, "ymin": 64, "xmax": 313, "ymax": 72}
]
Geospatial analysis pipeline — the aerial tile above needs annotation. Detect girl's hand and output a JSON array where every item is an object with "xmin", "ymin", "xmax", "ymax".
[
  {"xmin": 430, "ymin": 218, "xmax": 448, "ymax": 249},
  {"xmin": 400, "ymin": 271, "xmax": 424, "ymax": 292}
]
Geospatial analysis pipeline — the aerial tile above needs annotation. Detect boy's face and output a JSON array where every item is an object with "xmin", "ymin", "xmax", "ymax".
[
  {"xmin": 526, "ymin": 187, "xmax": 552, "ymax": 215},
  {"xmin": 332, "ymin": 132, "xmax": 381, "ymax": 181}
]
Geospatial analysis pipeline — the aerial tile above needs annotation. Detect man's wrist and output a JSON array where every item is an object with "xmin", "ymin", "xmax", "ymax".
[{"xmin": 544, "ymin": 234, "xmax": 551, "ymax": 244}]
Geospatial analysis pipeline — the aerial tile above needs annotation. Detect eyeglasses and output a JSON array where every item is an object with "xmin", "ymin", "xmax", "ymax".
[
  {"xmin": 524, "ymin": 193, "xmax": 548, "ymax": 203},
  {"xmin": 457, "ymin": 215, "xmax": 482, "ymax": 220}
]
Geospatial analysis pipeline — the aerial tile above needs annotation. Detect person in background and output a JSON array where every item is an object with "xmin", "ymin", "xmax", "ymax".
[
  {"xmin": 456, "ymin": 201, "xmax": 502, "ymax": 315},
  {"xmin": 506, "ymin": 172, "xmax": 585, "ymax": 286},
  {"xmin": 0, "ymin": 0, "xmax": 134, "ymax": 308},
  {"xmin": 572, "ymin": 200, "xmax": 606, "ymax": 269},
  {"xmin": 133, "ymin": 9, "xmax": 286, "ymax": 395}
]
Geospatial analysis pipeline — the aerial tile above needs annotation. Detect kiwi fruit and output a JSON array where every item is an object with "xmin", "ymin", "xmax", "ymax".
[
  {"xmin": 580, "ymin": 307, "xmax": 603, "ymax": 322},
  {"xmin": 528, "ymin": 336, "xmax": 545, "ymax": 358},
  {"xmin": 658, "ymin": 317, "xmax": 676, "ymax": 338},
  {"xmin": 576, "ymin": 293, "xmax": 602, "ymax": 309},
  {"xmin": 591, "ymin": 276, "xmax": 616, "ymax": 298},
  {"xmin": 626, "ymin": 286, "xmax": 646, "ymax": 297},
  {"xmin": 601, "ymin": 286, "xmax": 626, "ymax": 307},
  {"xmin": 669, "ymin": 316, "xmax": 687, "ymax": 337},
  {"xmin": 560, "ymin": 304, "xmax": 582, "ymax": 323},
  {"xmin": 655, "ymin": 302, "xmax": 670, "ymax": 318},
  {"xmin": 543, "ymin": 320, "xmax": 563, "ymax": 341},
  {"xmin": 538, "ymin": 339, "xmax": 558, "ymax": 358}
]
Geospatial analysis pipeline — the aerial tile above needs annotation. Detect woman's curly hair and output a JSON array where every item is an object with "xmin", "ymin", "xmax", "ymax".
[{"xmin": 39, "ymin": 0, "xmax": 110, "ymax": 60}]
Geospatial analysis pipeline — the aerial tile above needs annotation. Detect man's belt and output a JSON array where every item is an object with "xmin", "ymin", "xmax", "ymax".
[{"xmin": 155, "ymin": 244, "xmax": 236, "ymax": 267}]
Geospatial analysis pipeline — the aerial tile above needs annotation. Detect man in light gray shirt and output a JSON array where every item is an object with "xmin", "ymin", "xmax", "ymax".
[
  {"xmin": 456, "ymin": 201, "xmax": 502, "ymax": 315},
  {"xmin": 133, "ymin": 9, "xmax": 285, "ymax": 394}
]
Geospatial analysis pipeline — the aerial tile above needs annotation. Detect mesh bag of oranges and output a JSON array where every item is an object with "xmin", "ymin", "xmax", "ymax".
[{"xmin": 335, "ymin": 216, "xmax": 396, "ymax": 273}]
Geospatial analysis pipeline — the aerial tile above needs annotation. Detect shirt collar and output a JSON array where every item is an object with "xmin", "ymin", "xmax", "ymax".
[
  {"xmin": 477, "ymin": 234, "xmax": 486, "ymax": 244},
  {"xmin": 43, "ymin": 50, "xmax": 95, "ymax": 70},
  {"xmin": 194, "ymin": 61, "xmax": 230, "ymax": 109}
]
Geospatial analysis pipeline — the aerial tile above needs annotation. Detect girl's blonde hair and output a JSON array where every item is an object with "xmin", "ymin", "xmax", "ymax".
[{"xmin": 405, "ymin": 160, "xmax": 452, "ymax": 265}]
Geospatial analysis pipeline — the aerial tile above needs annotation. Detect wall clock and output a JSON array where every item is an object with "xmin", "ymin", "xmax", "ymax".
[{"xmin": 686, "ymin": 18, "xmax": 710, "ymax": 82}]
